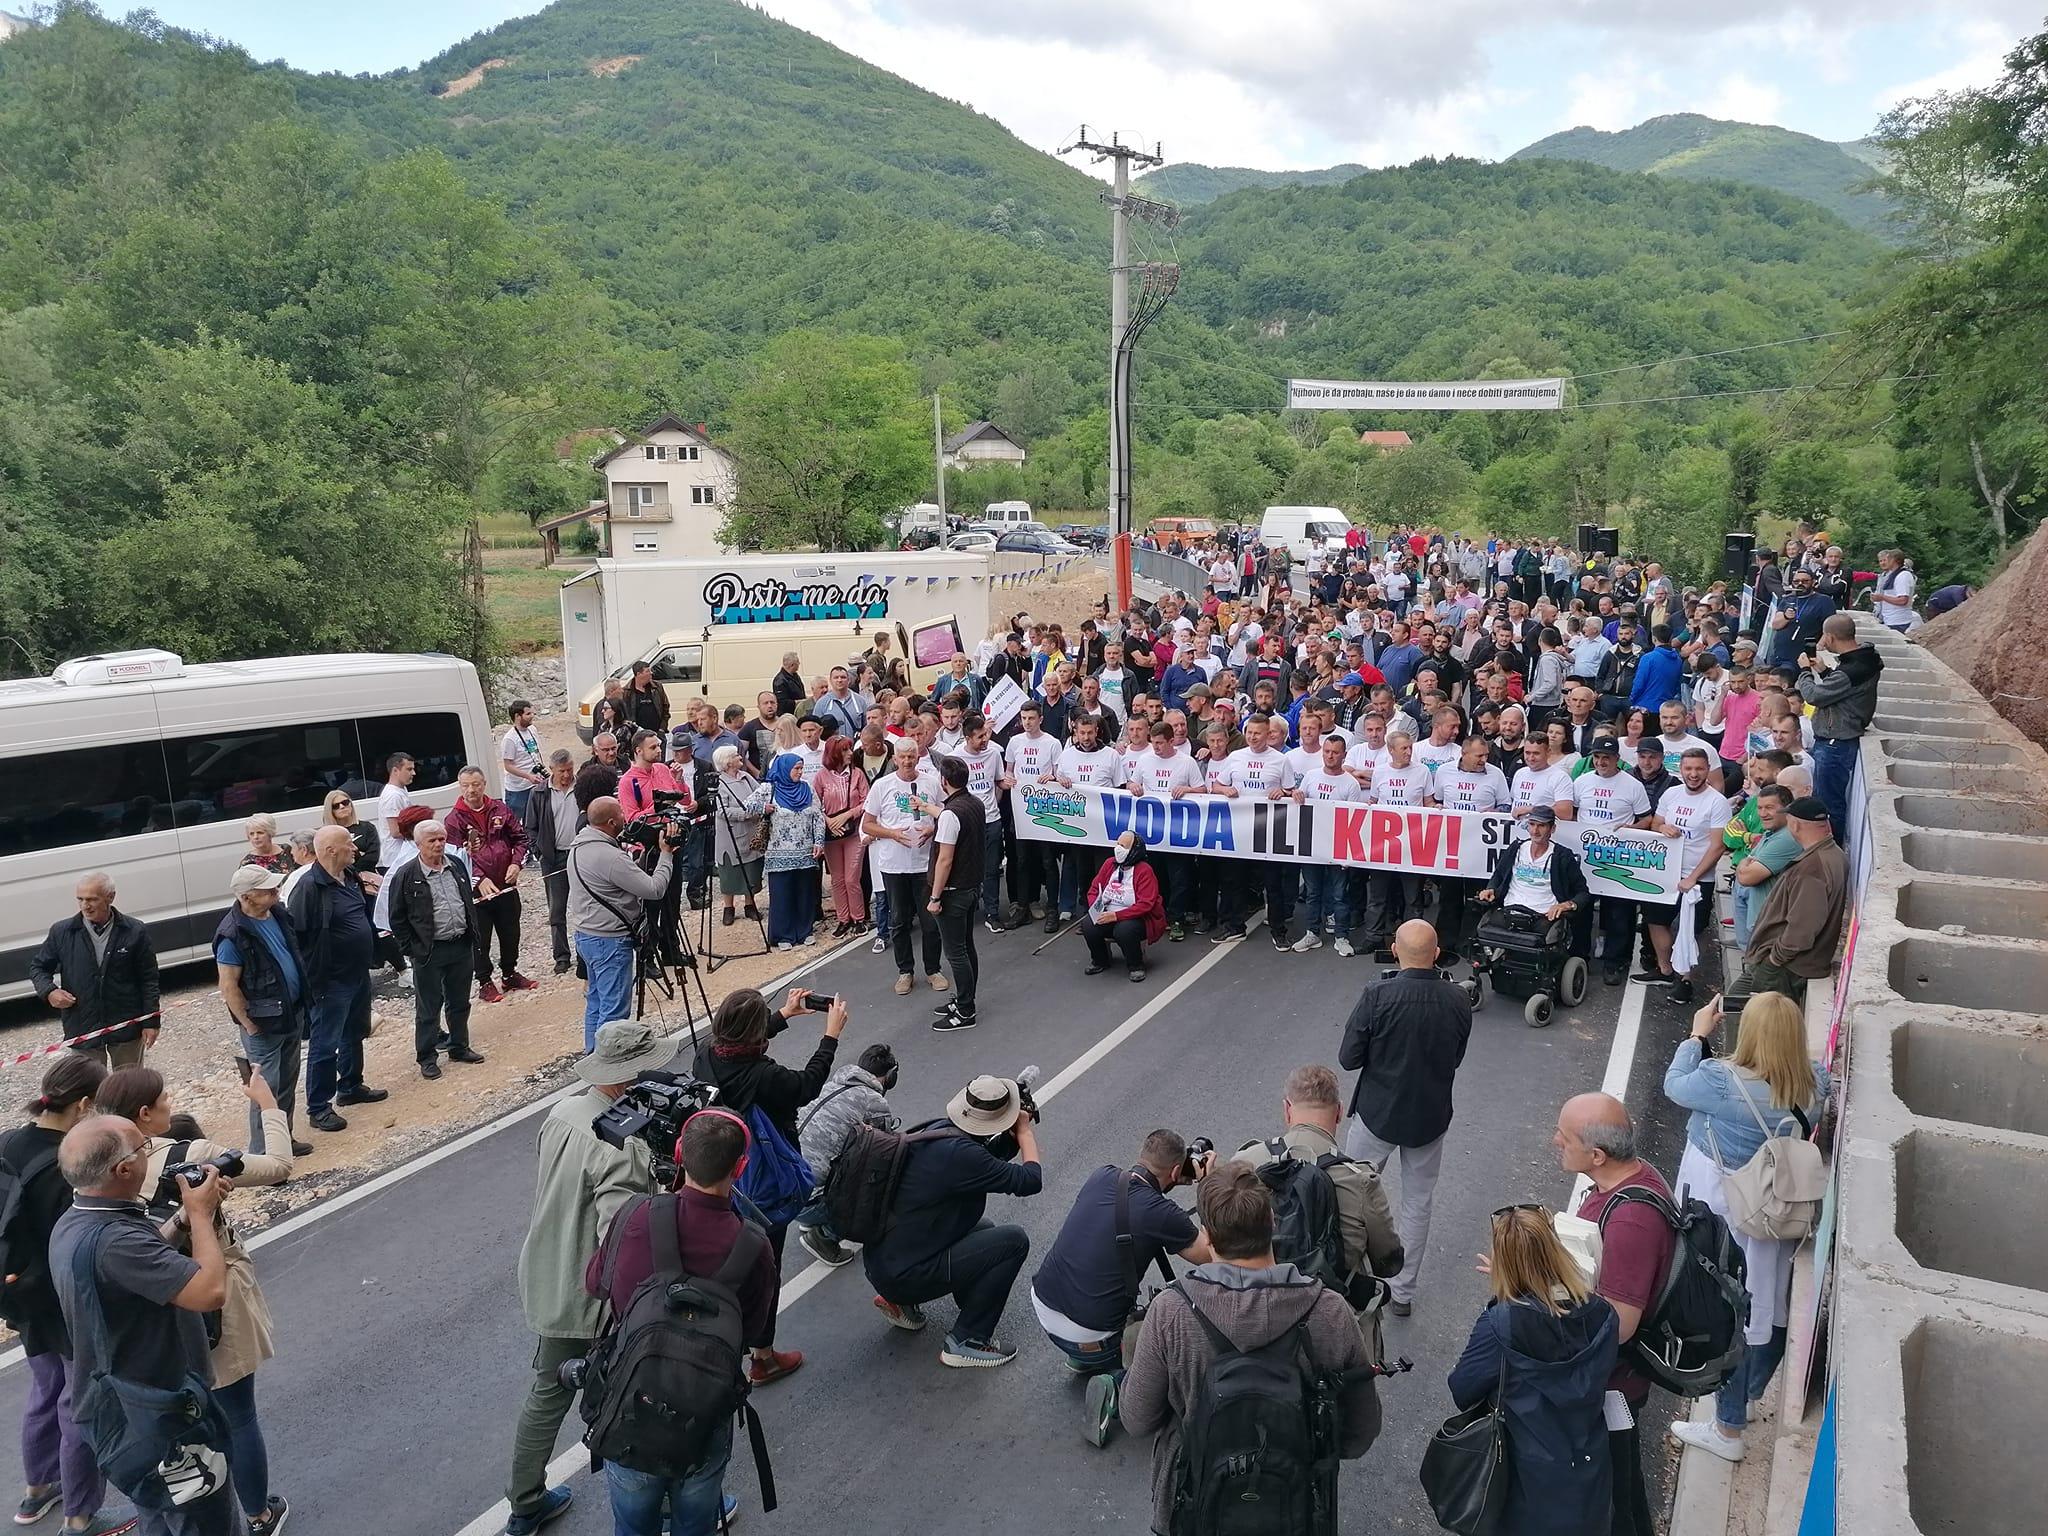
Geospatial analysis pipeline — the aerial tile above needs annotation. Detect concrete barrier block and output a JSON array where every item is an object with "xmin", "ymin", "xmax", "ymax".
[
  {"xmin": 1882, "ymin": 739, "xmax": 2033, "ymax": 767},
  {"xmin": 1884, "ymin": 760, "xmax": 2037, "ymax": 795},
  {"xmin": 1886, "ymin": 934, "xmax": 2048, "ymax": 1021},
  {"xmin": 1899, "ymin": 831, "xmax": 2048, "ymax": 884},
  {"xmin": 1889, "ymin": 1013, "xmax": 2048, "ymax": 1138},
  {"xmin": 1896, "ymin": 879, "xmax": 2048, "ymax": 942},
  {"xmin": 1892, "ymin": 795, "xmax": 2048, "ymax": 837},
  {"xmin": 1876, "ymin": 713, "xmax": 2006, "ymax": 739}
]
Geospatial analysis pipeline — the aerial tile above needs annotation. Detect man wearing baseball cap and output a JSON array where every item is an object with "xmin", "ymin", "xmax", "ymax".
[
  {"xmin": 1564, "ymin": 734, "xmax": 1654, "ymax": 986},
  {"xmin": 214, "ymin": 863, "xmax": 314, "ymax": 1146},
  {"xmin": 504, "ymin": 1019, "xmax": 668, "ymax": 1534},
  {"xmin": 1739, "ymin": 796, "xmax": 1848, "ymax": 1002},
  {"xmin": 864, "ymin": 1074, "xmax": 1043, "ymax": 1369}
]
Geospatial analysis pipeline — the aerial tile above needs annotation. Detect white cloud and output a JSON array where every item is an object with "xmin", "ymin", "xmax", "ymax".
[
  {"xmin": 1874, "ymin": 19, "xmax": 2014, "ymax": 105},
  {"xmin": 1562, "ymin": 72, "xmax": 1643, "ymax": 132},
  {"xmin": 1704, "ymin": 73, "xmax": 1786, "ymax": 124}
]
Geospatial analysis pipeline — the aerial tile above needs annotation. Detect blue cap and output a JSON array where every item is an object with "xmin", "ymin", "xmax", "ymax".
[{"xmin": 1340, "ymin": 671, "xmax": 1368, "ymax": 688}]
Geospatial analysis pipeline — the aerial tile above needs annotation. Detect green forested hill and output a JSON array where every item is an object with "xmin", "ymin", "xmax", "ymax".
[
  {"xmin": 1509, "ymin": 114, "xmax": 1895, "ymax": 236},
  {"xmin": 1134, "ymin": 162, "xmax": 1370, "ymax": 205}
]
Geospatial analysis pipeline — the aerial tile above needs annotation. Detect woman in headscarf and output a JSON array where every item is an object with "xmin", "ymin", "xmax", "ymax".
[
  {"xmin": 1079, "ymin": 830, "xmax": 1166, "ymax": 982},
  {"xmin": 709, "ymin": 743, "xmax": 769, "ymax": 926},
  {"xmin": 762, "ymin": 753, "xmax": 826, "ymax": 950},
  {"xmin": 814, "ymin": 734, "xmax": 871, "ymax": 937}
]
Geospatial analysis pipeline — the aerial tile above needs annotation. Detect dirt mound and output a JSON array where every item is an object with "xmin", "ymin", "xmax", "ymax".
[
  {"xmin": 1921, "ymin": 520, "xmax": 2048, "ymax": 748},
  {"xmin": 439, "ymin": 57, "xmax": 507, "ymax": 98},
  {"xmin": 589, "ymin": 54, "xmax": 642, "ymax": 77}
]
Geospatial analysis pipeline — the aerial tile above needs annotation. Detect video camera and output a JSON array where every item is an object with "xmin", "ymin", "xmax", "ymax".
[
  {"xmin": 977, "ymin": 1064, "xmax": 1041, "ymax": 1163},
  {"xmin": 591, "ymin": 1068, "xmax": 719, "ymax": 1184},
  {"xmin": 618, "ymin": 788, "xmax": 708, "ymax": 856}
]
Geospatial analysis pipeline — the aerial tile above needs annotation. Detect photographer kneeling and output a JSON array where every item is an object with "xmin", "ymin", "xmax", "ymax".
[
  {"xmin": 94, "ymin": 1064, "xmax": 296, "ymax": 1536},
  {"xmin": 1029, "ymin": 1131, "xmax": 1213, "ymax": 1445},
  {"xmin": 865, "ymin": 1075, "xmax": 1042, "ymax": 1369},
  {"xmin": 502, "ymin": 1020, "xmax": 669, "ymax": 1536},
  {"xmin": 568, "ymin": 797, "xmax": 681, "ymax": 1054}
]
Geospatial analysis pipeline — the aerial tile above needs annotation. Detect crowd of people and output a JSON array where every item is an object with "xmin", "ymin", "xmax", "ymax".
[{"xmin": 5, "ymin": 520, "xmax": 1875, "ymax": 1535}]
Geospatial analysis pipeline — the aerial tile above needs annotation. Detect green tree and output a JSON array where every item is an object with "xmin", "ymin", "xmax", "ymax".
[
  {"xmin": 724, "ymin": 331, "xmax": 928, "ymax": 550},
  {"xmin": 992, "ymin": 361, "xmax": 1070, "ymax": 445},
  {"xmin": 1368, "ymin": 437, "xmax": 1474, "ymax": 525},
  {"xmin": 1763, "ymin": 442, "xmax": 1851, "ymax": 527},
  {"xmin": 1634, "ymin": 446, "xmax": 1735, "ymax": 580}
]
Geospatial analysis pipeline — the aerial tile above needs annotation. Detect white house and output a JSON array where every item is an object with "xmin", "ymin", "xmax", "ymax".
[
  {"xmin": 585, "ymin": 414, "xmax": 738, "ymax": 560},
  {"xmin": 942, "ymin": 421, "xmax": 1027, "ymax": 470}
]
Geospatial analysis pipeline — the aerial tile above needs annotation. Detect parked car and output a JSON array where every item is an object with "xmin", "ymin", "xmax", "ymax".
[
  {"xmin": 1057, "ymin": 523, "xmax": 1110, "ymax": 550},
  {"xmin": 996, "ymin": 529, "xmax": 1082, "ymax": 555},
  {"xmin": 1147, "ymin": 517, "xmax": 1218, "ymax": 552},
  {"xmin": 949, "ymin": 529, "xmax": 998, "ymax": 552}
]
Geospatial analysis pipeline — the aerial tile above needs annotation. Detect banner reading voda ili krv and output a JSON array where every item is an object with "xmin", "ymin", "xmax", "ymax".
[{"xmin": 1009, "ymin": 787, "xmax": 1680, "ymax": 901}]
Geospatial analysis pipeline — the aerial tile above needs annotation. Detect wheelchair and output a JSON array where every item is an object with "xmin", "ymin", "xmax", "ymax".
[{"xmin": 1465, "ymin": 903, "xmax": 1588, "ymax": 1028}]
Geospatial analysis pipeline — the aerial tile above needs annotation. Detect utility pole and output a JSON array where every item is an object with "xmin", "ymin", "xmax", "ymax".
[
  {"xmin": 1061, "ymin": 128, "xmax": 1172, "ymax": 548},
  {"xmin": 933, "ymin": 392, "xmax": 946, "ymax": 521}
]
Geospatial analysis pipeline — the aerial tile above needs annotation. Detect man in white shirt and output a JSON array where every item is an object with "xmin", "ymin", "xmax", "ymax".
[
  {"xmin": 1653, "ymin": 700, "xmax": 1714, "ymax": 776},
  {"xmin": 932, "ymin": 698, "xmax": 968, "ymax": 757},
  {"xmin": 1209, "ymin": 714, "xmax": 1298, "ymax": 948},
  {"xmin": 1291, "ymin": 734, "xmax": 1364, "ymax": 955},
  {"xmin": 1565, "ymin": 736, "xmax": 1654, "ymax": 986},
  {"xmin": 1096, "ymin": 642, "xmax": 1130, "ymax": 717},
  {"xmin": 1872, "ymin": 548, "xmax": 1918, "ymax": 631},
  {"xmin": 376, "ymin": 753, "xmax": 417, "ymax": 870},
  {"xmin": 499, "ymin": 701, "xmax": 543, "ymax": 823},
  {"xmin": 1002, "ymin": 701, "xmax": 1067, "ymax": 932},
  {"xmin": 1413, "ymin": 708, "xmax": 1464, "ymax": 782},
  {"xmin": 1284, "ymin": 709, "xmax": 1329, "ymax": 782},
  {"xmin": 1433, "ymin": 736, "xmax": 1512, "ymax": 964},
  {"xmin": 862, "ymin": 738, "xmax": 944, "ymax": 994},
  {"xmin": 1054, "ymin": 713, "xmax": 1122, "ymax": 924},
  {"xmin": 1640, "ymin": 748, "xmax": 1731, "ymax": 1003},
  {"xmin": 1358, "ymin": 731, "xmax": 1432, "ymax": 948},
  {"xmin": 1115, "ymin": 714, "xmax": 1154, "ymax": 790},
  {"xmin": 1344, "ymin": 715, "xmax": 1391, "ymax": 783},
  {"xmin": 1126, "ymin": 721, "xmax": 1206, "ymax": 940},
  {"xmin": 1510, "ymin": 736, "xmax": 1575, "ymax": 831}
]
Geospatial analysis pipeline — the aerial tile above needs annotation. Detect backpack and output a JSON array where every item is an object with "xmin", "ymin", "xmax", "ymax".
[
  {"xmin": 1707, "ymin": 1065, "xmax": 1825, "ymax": 1242},
  {"xmin": 733, "ymin": 1105, "xmax": 813, "ymax": 1228},
  {"xmin": 1595, "ymin": 1185, "xmax": 1749, "ymax": 1398},
  {"xmin": 1169, "ymin": 1284, "xmax": 1339, "ymax": 1536},
  {"xmin": 1253, "ymin": 1141, "xmax": 1348, "ymax": 1294},
  {"xmin": 578, "ymin": 1195, "xmax": 777, "ymax": 1508},
  {"xmin": 820, "ymin": 1122, "xmax": 956, "ymax": 1247},
  {"xmin": 0, "ymin": 1144, "xmax": 60, "ymax": 1328}
]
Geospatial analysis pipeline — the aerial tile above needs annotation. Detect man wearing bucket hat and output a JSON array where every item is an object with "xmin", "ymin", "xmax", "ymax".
[
  {"xmin": 503, "ymin": 1020, "xmax": 667, "ymax": 1535},
  {"xmin": 864, "ymin": 1074, "xmax": 1043, "ymax": 1369}
]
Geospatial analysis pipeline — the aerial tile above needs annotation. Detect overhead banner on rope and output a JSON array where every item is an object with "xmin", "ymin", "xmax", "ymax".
[
  {"xmin": 1009, "ymin": 787, "xmax": 1679, "ymax": 901},
  {"xmin": 1287, "ymin": 377, "xmax": 1566, "ymax": 411}
]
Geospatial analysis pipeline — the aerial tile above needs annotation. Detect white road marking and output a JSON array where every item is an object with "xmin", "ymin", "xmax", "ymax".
[
  {"xmin": 1570, "ymin": 974, "xmax": 1649, "ymax": 1211},
  {"xmin": 447, "ymin": 917, "xmax": 1263, "ymax": 1536}
]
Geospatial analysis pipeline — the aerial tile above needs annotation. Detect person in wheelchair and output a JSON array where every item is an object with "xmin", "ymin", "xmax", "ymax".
[{"xmin": 1470, "ymin": 806, "xmax": 1593, "ymax": 1026}]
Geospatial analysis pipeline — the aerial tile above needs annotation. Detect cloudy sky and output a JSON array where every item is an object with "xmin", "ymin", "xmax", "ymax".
[{"xmin": 129, "ymin": 0, "xmax": 2036, "ymax": 170}]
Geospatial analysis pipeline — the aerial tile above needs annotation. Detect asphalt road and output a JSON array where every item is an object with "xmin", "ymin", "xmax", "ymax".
[{"xmin": 0, "ymin": 908, "xmax": 1704, "ymax": 1536}]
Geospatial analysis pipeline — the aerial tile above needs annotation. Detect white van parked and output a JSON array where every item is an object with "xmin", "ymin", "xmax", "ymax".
[
  {"xmin": 1258, "ymin": 505, "xmax": 1355, "ymax": 560},
  {"xmin": 982, "ymin": 500, "xmax": 1035, "ymax": 526},
  {"xmin": 0, "ymin": 649, "xmax": 495, "ymax": 1001}
]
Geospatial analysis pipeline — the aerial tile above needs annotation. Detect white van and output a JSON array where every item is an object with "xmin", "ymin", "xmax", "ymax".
[
  {"xmin": 0, "ymin": 649, "xmax": 496, "ymax": 1001},
  {"xmin": 1259, "ymin": 505, "xmax": 1355, "ymax": 560},
  {"xmin": 982, "ymin": 500, "xmax": 1035, "ymax": 526},
  {"xmin": 574, "ymin": 614, "xmax": 967, "ymax": 739}
]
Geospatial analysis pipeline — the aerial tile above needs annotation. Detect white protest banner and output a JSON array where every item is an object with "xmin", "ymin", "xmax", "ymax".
[
  {"xmin": 1287, "ymin": 377, "xmax": 1565, "ymax": 412},
  {"xmin": 980, "ymin": 676, "xmax": 1028, "ymax": 734},
  {"xmin": 1009, "ymin": 786, "xmax": 1679, "ymax": 901}
]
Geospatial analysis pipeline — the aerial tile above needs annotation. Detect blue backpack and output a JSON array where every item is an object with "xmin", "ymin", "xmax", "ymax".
[{"xmin": 736, "ymin": 1105, "xmax": 814, "ymax": 1226}]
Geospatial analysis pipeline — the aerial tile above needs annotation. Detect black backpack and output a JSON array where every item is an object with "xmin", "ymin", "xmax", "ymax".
[
  {"xmin": 1596, "ymin": 1184, "xmax": 1750, "ymax": 1397},
  {"xmin": 578, "ymin": 1194, "xmax": 777, "ymax": 1509},
  {"xmin": 1169, "ymin": 1285, "xmax": 1338, "ymax": 1536},
  {"xmin": 0, "ymin": 1144, "xmax": 60, "ymax": 1328},
  {"xmin": 1253, "ymin": 1141, "xmax": 1348, "ymax": 1294},
  {"xmin": 820, "ymin": 1123, "xmax": 954, "ymax": 1247}
]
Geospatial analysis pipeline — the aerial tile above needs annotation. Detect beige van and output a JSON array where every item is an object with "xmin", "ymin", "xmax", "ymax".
[{"xmin": 576, "ymin": 615, "xmax": 965, "ymax": 738}]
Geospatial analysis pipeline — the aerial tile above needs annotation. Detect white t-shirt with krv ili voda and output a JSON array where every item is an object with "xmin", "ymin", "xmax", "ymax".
[
  {"xmin": 1435, "ymin": 764, "xmax": 1511, "ymax": 814},
  {"xmin": 863, "ymin": 773, "xmax": 934, "ymax": 876},
  {"xmin": 1295, "ymin": 768, "xmax": 1362, "ymax": 804},
  {"xmin": 1214, "ymin": 747, "xmax": 1296, "ymax": 797},
  {"xmin": 1656, "ymin": 782, "xmax": 1732, "ymax": 863},
  {"xmin": 1571, "ymin": 770, "xmax": 1652, "ymax": 826},
  {"xmin": 1370, "ymin": 763, "xmax": 1433, "ymax": 807},
  {"xmin": 1131, "ymin": 749, "xmax": 1205, "ymax": 798}
]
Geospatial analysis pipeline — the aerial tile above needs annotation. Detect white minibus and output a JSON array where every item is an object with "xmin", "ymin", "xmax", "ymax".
[{"xmin": 0, "ymin": 649, "xmax": 496, "ymax": 1001}]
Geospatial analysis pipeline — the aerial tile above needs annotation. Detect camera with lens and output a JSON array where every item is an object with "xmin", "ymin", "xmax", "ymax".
[
  {"xmin": 591, "ymin": 1069, "xmax": 719, "ymax": 1184},
  {"xmin": 1180, "ymin": 1135, "xmax": 1215, "ymax": 1182},
  {"xmin": 618, "ymin": 789, "xmax": 705, "ymax": 855},
  {"xmin": 163, "ymin": 1151, "xmax": 245, "ymax": 1189},
  {"xmin": 976, "ymin": 1065, "xmax": 1042, "ymax": 1164}
]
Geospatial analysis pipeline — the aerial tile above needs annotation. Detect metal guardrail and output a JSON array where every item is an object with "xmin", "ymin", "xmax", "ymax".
[{"xmin": 1128, "ymin": 544, "xmax": 1211, "ymax": 596}]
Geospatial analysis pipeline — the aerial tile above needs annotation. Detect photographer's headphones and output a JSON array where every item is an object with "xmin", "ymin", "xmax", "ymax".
[{"xmin": 675, "ymin": 1106, "xmax": 752, "ymax": 1184}]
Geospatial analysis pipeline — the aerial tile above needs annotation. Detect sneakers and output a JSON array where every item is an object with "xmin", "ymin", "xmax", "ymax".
[
  {"xmin": 1670, "ymin": 1419, "xmax": 1745, "ymax": 1462},
  {"xmin": 1333, "ymin": 937, "xmax": 1356, "ymax": 957},
  {"xmin": 928, "ymin": 973, "xmax": 949, "ymax": 992},
  {"xmin": 1632, "ymin": 969, "xmax": 1670, "ymax": 984},
  {"xmin": 1291, "ymin": 932, "xmax": 1323, "ymax": 953},
  {"xmin": 1603, "ymin": 967, "xmax": 1626, "ymax": 986},
  {"xmin": 1271, "ymin": 930, "xmax": 1292, "ymax": 952},
  {"xmin": 984, "ymin": 917, "xmax": 1006, "ymax": 936},
  {"xmin": 940, "ymin": 1334, "xmax": 1017, "ymax": 1369},
  {"xmin": 874, "ymin": 1296, "xmax": 927, "ymax": 1331},
  {"xmin": 1007, "ymin": 905, "xmax": 1033, "ymax": 929},
  {"xmin": 796, "ymin": 1225, "xmax": 853, "ymax": 1267},
  {"xmin": 1084, "ymin": 963, "xmax": 1111, "ymax": 976},
  {"xmin": 1128, "ymin": 968, "xmax": 1146, "ymax": 983},
  {"xmin": 506, "ymin": 1478, "xmax": 572, "ymax": 1532},
  {"xmin": 477, "ymin": 980, "xmax": 504, "ymax": 1004},
  {"xmin": 1211, "ymin": 926, "xmax": 1244, "ymax": 945},
  {"xmin": 894, "ymin": 974, "xmax": 913, "ymax": 996},
  {"xmin": 869, "ymin": 932, "xmax": 889, "ymax": 954},
  {"xmin": 1668, "ymin": 975, "xmax": 1695, "ymax": 1004},
  {"xmin": 1168, "ymin": 921, "xmax": 1186, "ymax": 943},
  {"xmin": 746, "ymin": 1349, "xmax": 803, "ymax": 1386},
  {"xmin": 932, "ymin": 1006, "xmax": 978, "ymax": 1032},
  {"xmin": 247, "ymin": 1495, "xmax": 290, "ymax": 1536},
  {"xmin": 308, "ymin": 1108, "xmax": 348, "ymax": 1133},
  {"xmin": 15, "ymin": 1488, "xmax": 58, "ymax": 1525},
  {"xmin": 1043, "ymin": 911, "xmax": 1062, "ymax": 934},
  {"xmin": 1083, "ymin": 1373, "xmax": 1119, "ymax": 1447},
  {"xmin": 504, "ymin": 972, "xmax": 540, "ymax": 992},
  {"xmin": 1386, "ymin": 1298, "xmax": 1413, "ymax": 1317},
  {"xmin": 718, "ymin": 1494, "xmax": 741, "ymax": 1526}
]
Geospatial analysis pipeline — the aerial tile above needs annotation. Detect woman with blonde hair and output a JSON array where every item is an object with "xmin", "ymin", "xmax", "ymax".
[
  {"xmin": 239, "ymin": 814, "xmax": 292, "ymax": 877},
  {"xmin": 1445, "ymin": 1206, "xmax": 1617, "ymax": 1534},
  {"xmin": 1663, "ymin": 991, "xmax": 1830, "ymax": 1462}
]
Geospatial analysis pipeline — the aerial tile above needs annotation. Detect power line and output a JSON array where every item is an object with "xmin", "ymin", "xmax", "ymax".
[
  {"xmin": 1562, "ymin": 330, "xmax": 1850, "ymax": 382},
  {"xmin": 1136, "ymin": 375, "xmax": 1931, "ymax": 418}
]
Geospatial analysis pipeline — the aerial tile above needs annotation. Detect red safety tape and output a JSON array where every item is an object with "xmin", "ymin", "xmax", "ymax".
[{"xmin": 3, "ymin": 1011, "xmax": 161, "ymax": 1071}]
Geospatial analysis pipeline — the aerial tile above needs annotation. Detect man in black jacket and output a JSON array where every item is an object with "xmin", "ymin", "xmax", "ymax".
[
  {"xmin": 524, "ymin": 750, "xmax": 581, "ymax": 974},
  {"xmin": 387, "ymin": 820, "xmax": 486, "ymax": 1080},
  {"xmin": 218, "ymin": 862, "xmax": 319, "ymax": 1152},
  {"xmin": 866, "ymin": 1074, "xmax": 1043, "ymax": 1369},
  {"xmin": 1337, "ymin": 919, "xmax": 1472, "ymax": 1317},
  {"xmin": 287, "ymin": 828, "xmax": 388, "ymax": 1137},
  {"xmin": 30, "ymin": 872, "xmax": 159, "ymax": 1069},
  {"xmin": 1473, "ymin": 807, "xmax": 1592, "ymax": 956}
]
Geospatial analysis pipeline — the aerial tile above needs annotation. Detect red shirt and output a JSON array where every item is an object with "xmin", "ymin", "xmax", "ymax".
[
  {"xmin": 1577, "ymin": 1163, "xmax": 1677, "ymax": 1404},
  {"xmin": 586, "ymin": 1188, "xmax": 779, "ymax": 1349}
]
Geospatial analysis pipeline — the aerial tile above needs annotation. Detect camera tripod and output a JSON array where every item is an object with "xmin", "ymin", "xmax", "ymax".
[{"xmin": 694, "ymin": 771, "xmax": 772, "ymax": 973}]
